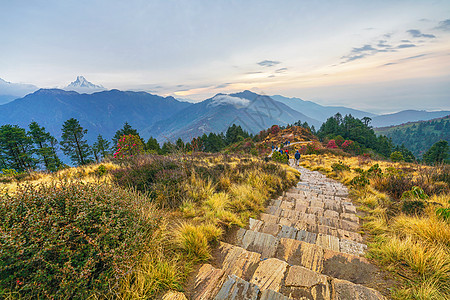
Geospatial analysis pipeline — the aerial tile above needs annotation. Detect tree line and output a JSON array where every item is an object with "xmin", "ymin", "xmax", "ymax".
[{"xmin": 0, "ymin": 119, "xmax": 252, "ymax": 172}]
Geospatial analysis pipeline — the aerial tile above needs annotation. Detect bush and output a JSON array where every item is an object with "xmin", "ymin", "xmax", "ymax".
[
  {"xmin": 0, "ymin": 181, "xmax": 160, "ymax": 299},
  {"xmin": 331, "ymin": 161, "xmax": 350, "ymax": 172},
  {"xmin": 390, "ymin": 151, "xmax": 404, "ymax": 162},
  {"xmin": 272, "ymin": 151, "xmax": 288, "ymax": 164}
]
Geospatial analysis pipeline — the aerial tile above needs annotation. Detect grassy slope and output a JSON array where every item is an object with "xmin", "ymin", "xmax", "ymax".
[
  {"xmin": 298, "ymin": 153, "xmax": 450, "ymax": 299},
  {"xmin": 1, "ymin": 154, "xmax": 300, "ymax": 299}
]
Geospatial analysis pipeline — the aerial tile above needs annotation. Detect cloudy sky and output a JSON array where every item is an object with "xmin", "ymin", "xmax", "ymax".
[{"xmin": 1, "ymin": 0, "xmax": 449, "ymax": 113}]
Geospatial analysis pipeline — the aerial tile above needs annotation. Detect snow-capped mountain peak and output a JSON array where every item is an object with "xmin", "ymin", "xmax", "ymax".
[{"xmin": 66, "ymin": 76, "xmax": 104, "ymax": 89}]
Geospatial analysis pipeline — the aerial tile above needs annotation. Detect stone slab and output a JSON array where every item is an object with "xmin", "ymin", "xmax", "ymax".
[
  {"xmin": 239, "ymin": 230, "xmax": 279, "ymax": 259},
  {"xmin": 220, "ymin": 243, "xmax": 261, "ymax": 281},
  {"xmin": 260, "ymin": 213, "xmax": 279, "ymax": 224},
  {"xmin": 339, "ymin": 239, "xmax": 367, "ymax": 256},
  {"xmin": 278, "ymin": 225, "xmax": 298, "ymax": 239},
  {"xmin": 259, "ymin": 289, "xmax": 291, "ymax": 300},
  {"xmin": 250, "ymin": 258, "xmax": 288, "ymax": 292},
  {"xmin": 316, "ymin": 234, "xmax": 340, "ymax": 252},
  {"xmin": 296, "ymin": 229, "xmax": 317, "ymax": 244},
  {"xmin": 323, "ymin": 250, "xmax": 378, "ymax": 284},
  {"xmin": 192, "ymin": 264, "xmax": 225, "ymax": 300},
  {"xmin": 333, "ymin": 279, "xmax": 386, "ymax": 299},
  {"xmin": 214, "ymin": 275, "xmax": 259, "ymax": 300}
]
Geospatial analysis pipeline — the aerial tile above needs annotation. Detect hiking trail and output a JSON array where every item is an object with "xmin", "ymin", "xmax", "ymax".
[{"xmin": 185, "ymin": 164, "xmax": 388, "ymax": 299}]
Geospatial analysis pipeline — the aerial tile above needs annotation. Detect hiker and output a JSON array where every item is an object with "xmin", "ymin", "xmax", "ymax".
[{"xmin": 294, "ymin": 150, "xmax": 301, "ymax": 166}]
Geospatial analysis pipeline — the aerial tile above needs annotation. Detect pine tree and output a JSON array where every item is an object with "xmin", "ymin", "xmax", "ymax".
[
  {"xmin": 113, "ymin": 122, "xmax": 144, "ymax": 146},
  {"xmin": 423, "ymin": 140, "xmax": 449, "ymax": 165},
  {"xmin": 60, "ymin": 118, "xmax": 92, "ymax": 166},
  {"xmin": 0, "ymin": 124, "xmax": 36, "ymax": 171},
  {"xmin": 146, "ymin": 136, "xmax": 161, "ymax": 153},
  {"xmin": 28, "ymin": 121, "xmax": 62, "ymax": 172},
  {"xmin": 92, "ymin": 134, "xmax": 111, "ymax": 162}
]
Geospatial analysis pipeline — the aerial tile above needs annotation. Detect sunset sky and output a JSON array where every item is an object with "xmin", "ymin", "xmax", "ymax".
[{"xmin": 1, "ymin": 0, "xmax": 449, "ymax": 113}]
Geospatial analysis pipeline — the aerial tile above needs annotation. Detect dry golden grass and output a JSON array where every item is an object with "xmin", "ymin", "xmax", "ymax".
[
  {"xmin": 1, "ymin": 162, "xmax": 119, "ymax": 194},
  {"xmin": 300, "ymin": 153, "xmax": 450, "ymax": 299}
]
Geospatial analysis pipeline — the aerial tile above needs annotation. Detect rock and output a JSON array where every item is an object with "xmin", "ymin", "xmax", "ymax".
[
  {"xmin": 322, "ymin": 250, "xmax": 378, "ymax": 284},
  {"xmin": 239, "ymin": 229, "xmax": 279, "ymax": 259},
  {"xmin": 260, "ymin": 289, "xmax": 291, "ymax": 300},
  {"xmin": 339, "ymin": 239, "xmax": 367, "ymax": 256},
  {"xmin": 276, "ymin": 238, "xmax": 324, "ymax": 273},
  {"xmin": 219, "ymin": 243, "xmax": 261, "ymax": 281},
  {"xmin": 278, "ymin": 225, "xmax": 298, "ymax": 239},
  {"xmin": 192, "ymin": 264, "xmax": 225, "ymax": 300},
  {"xmin": 333, "ymin": 279, "xmax": 386, "ymax": 299},
  {"xmin": 214, "ymin": 275, "xmax": 259, "ymax": 300},
  {"xmin": 316, "ymin": 234, "xmax": 340, "ymax": 252},
  {"xmin": 250, "ymin": 258, "xmax": 288, "ymax": 292}
]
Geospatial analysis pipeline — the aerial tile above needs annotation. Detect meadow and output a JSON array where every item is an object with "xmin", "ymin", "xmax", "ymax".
[
  {"xmin": 299, "ymin": 153, "xmax": 450, "ymax": 299},
  {"xmin": 0, "ymin": 153, "xmax": 299, "ymax": 299}
]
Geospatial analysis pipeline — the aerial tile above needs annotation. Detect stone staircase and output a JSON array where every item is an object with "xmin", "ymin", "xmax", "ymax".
[{"xmin": 188, "ymin": 166, "xmax": 386, "ymax": 299}]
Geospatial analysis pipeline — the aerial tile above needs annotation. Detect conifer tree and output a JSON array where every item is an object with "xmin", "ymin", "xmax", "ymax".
[
  {"xmin": 60, "ymin": 118, "xmax": 92, "ymax": 166},
  {"xmin": 0, "ymin": 124, "xmax": 36, "ymax": 171},
  {"xmin": 92, "ymin": 134, "xmax": 111, "ymax": 162},
  {"xmin": 146, "ymin": 136, "xmax": 161, "ymax": 153},
  {"xmin": 28, "ymin": 121, "xmax": 62, "ymax": 172},
  {"xmin": 113, "ymin": 122, "xmax": 144, "ymax": 145}
]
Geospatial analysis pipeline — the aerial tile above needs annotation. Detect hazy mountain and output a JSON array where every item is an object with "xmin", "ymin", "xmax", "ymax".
[
  {"xmin": 270, "ymin": 94, "xmax": 376, "ymax": 122},
  {"xmin": 0, "ymin": 78, "xmax": 39, "ymax": 104},
  {"xmin": 146, "ymin": 90, "xmax": 321, "ymax": 142},
  {"xmin": 371, "ymin": 110, "xmax": 450, "ymax": 128},
  {"xmin": 0, "ymin": 89, "xmax": 191, "ymax": 142},
  {"xmin": 64, "ymin": 76, "xmax": 106, "ymax": 93}
]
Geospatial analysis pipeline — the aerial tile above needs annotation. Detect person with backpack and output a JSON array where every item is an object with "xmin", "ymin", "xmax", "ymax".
[{"xmin": 294, "ymin": 150, "xmax": 301, "ymax": 166}]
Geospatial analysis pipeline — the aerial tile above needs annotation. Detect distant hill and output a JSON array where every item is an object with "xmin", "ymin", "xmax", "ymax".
[
  {"xmin": 0, "ymin": 78, "xmax": 38, "ymax": 104},
  {"xmin": 371, "ymin": 110, "xmax": 450, "ymax": 128},
  {"xmin": 146, "ymin": 91, "xmax": 321, "ymax": 142},
  {"xmin": 270, "ymin": 95, "xmax": 376, "ymax": 123},
  {"xmin": 374, "ymin": 115, "xmax": 450, "ymax": 157},
  {"xmin": 0, "ymin": 89, "xmax": 191, "ymax": 142}
]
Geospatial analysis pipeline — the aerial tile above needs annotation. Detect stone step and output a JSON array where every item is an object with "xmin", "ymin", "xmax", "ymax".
[
  {"xmin": 234, "ymin": 230, "xmax": 371, "ymax": 283},
  {"xmin": 256, "ymin": 216, "xmax": 365, "ymax": 248},
  {"xmin": 265, "ymin": 206, "xmax": 360, "ymax": 232},
  {"xmin": 193, "ymin": 259, "xmax": 385, "ymax": 299}
]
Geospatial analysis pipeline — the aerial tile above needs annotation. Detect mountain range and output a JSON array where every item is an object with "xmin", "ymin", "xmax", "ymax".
[
  {"xmin": 146, "ymin": 91, "xmax": 321, "ymax": 141},
  {"xmin": 0, "ymin": 89, "xmax": 190, "ymax": 143},
  {"xmin": 1, "ymin": 77, "xmax": 449, "ymax": 145}
]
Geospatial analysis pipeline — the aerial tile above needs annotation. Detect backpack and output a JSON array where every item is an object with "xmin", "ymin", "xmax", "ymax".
[{"xmin": 295, "ymin": 152, "xmax": 301, "ymax": 159}]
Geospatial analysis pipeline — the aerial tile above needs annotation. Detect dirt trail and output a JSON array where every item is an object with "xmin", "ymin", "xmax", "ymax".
[{"xmin": 182, "ymin": 164, "xmax": 391, "ymax": 299}]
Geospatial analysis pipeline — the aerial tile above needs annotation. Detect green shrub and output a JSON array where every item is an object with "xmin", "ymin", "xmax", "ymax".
[
  {"xmin": 390, "ymin": 151, "xmax": 404, "ymax": 162},
  {"xmin": 272, "ymin": 151, "xmax": 288, "ymax": 164},
  {"xmin": 0, "ymin": 181, "xmax": 160, "ymax": 299},
  {"xmin": 437, "ymin": 208, "xmax": 450, "ymax": 222},
  {"xmin": 331, "ymin": 161, "xmax": 350, "ymax": 172},
  {"xmin": 350, "ymin": 174, "xmax": 369, "ymax": 189},
  {"xmin": 95, "ymin": 164, "xmax": 107, "ymax": 177}
]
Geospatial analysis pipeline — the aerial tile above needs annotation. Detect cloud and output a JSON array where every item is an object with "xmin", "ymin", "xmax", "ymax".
[
  {"xmin": 257, "ymin": 60, "xmax": 281, "ymax": 67},
  {"xmin": 397, "ymin": 44, "xmax": 416, "ymax": 48},
  {"xmin": 209, "ymin": 94, "xmax": 250, "ymax": 108},
  {"xmin": 275, "ymin": 67, "xmax": 288, "ymax": 73},
  {"xmin": 401, "ymin": 39, "xmax": 411, "ymax": 43},
  {"xmin": 352, "ymin": 44, "xmax": 376, "ymax": 53},
  {"xmin": 436, "ymin": 19, "xmax": 450, "ymax": 31},
  {"xmin": 377, "ymin": 40, "xmax": 391, "ymax": 48},
  {"xmin": 214, "ymin": 83, "xmax": 231, "ymax": 89},
  {"xmin": 383, "ymin": 62, "xmax": 397, "ymax": 66},
  {"xmin": 400, "ymin": 54, "xmax": 427, "ymax": 60},
  {"xmin": 407, "ymin": 29, "xmax": 435, "ymax": 38}
]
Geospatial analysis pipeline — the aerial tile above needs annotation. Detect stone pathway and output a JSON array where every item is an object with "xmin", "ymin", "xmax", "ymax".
[{"xmin": 188, "ymin": 165, "xmax": 386, "ymax": 299}]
